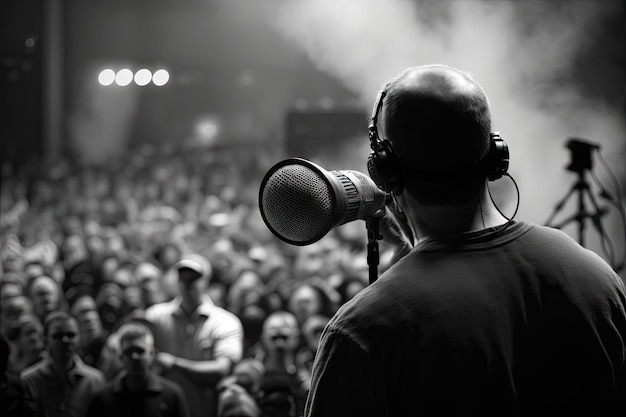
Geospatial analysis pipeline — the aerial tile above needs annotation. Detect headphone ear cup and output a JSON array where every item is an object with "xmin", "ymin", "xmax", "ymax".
[
  {"xmin": 487, "ymin": 132, "xmax": 510, "ymax": 181},
  {"xmin": 368, "ymin": 140, "xmax": 403, "ymax": 194},
  {"xmin": 367, "ymin": 154, "xmax": 385, "ymax": 190},
  {"xmin": 367, "ymin": 85, "xmax": 403, "ymax": 194}
]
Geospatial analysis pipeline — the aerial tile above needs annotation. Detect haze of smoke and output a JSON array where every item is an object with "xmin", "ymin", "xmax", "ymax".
[
  {"xmin": 270, "ymin": 0, "xmax": 625, "ymax": 270},
  {"xmin": 68, "ymin": 64, "xmax": 139, "ymax": 165}
]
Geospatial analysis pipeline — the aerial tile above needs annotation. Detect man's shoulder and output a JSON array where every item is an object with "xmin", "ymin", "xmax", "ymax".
[
  {"xmin": 325, "ymin": 283, "xmax": 393, "ymax": 337},
  {"xmin": 525, "ymin": 223, "xmax": 620, "ymax": 278},
  {"xmin": 153, "ymin": 373, "xmax": 185, "ymax": 394},
  {"xmin": 208, "ymin": 303, "xmax": 242, "ymax": 325},
  {"xmin": 145, "ymin": 299, "xmax": 178, "ymax": 318},
  {"xmin": 4, "ymin": 372, "xmax": 27, "ymax": 395},
  {"xmin": 91, "ymin": 380, "xmax": 117, "ymax": 398},
  {"xmin": 75, "ymin": 359, "xmax": 106, "ymax": 382},
  {"xmin": 20, "ymin": 360, "xmax": 47, "ymax": 380}
]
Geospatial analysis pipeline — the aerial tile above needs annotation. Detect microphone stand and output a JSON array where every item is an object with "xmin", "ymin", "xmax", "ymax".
[{"xmin": 366, "ymin": 216, "xmax": 383, "ymax": 285}]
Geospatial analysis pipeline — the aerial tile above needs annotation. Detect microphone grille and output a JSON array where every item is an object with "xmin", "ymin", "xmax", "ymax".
[{"xmin": 259, "ymin": 161, "xmax": 337, "ymax": 245}]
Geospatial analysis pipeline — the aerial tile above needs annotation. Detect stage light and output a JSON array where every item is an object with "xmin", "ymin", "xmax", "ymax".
[
  {"xmin": 134, "ymin": 69, "xmax": 152, "ymax": 86},
  {"xmin": 192, "ymin": 115, "xmax": 221, "ymax": 146},
  {"xmin": 152, "ymin": 69, "xmax": 170, "ymax": 86},
  {"xmin": 98, "ymin": 69, "xmax": 116, "ymax": 86},
  {"xmin": 115, "ymin": 68, "xmax": 133, "ymax": 86},
  {"xmin": 196, "ymin": 119, "xmax": 219, "ymax": 138}
]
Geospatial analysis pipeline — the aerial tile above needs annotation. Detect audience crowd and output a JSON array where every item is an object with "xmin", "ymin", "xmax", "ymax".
[{"xmin": 0, "ymin": 142, "xmax": 393, "ymax": 417}]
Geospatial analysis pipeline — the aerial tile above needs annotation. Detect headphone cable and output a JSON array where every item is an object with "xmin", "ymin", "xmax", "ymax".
[{"xmin": 487, "ymin": 173, "xmax": 520, "ymax": 234}]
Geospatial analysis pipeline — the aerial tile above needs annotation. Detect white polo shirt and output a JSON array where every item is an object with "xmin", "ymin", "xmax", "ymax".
[
  {"xmin": 145, "ymin": 295, "xmax": 243, "ymax": 417},
  {"xmin": 146, "ymin": 295, "xmax": 243, "ymax": 362}
]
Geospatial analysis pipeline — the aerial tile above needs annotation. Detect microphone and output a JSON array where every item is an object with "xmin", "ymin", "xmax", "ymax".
[{"xmin": 258, "ymin": 158, "xmax": 388, "ymax": 246}]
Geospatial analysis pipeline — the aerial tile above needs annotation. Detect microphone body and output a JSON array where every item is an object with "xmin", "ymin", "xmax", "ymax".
[{"xmin": 259, "ymin": 158, "xmax": 388, "ymax": 246}]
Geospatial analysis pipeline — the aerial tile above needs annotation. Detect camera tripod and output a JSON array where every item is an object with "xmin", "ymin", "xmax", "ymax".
[
  {"xmin": 544, "ymin": 139, "xmax": 608, "ymax": 248},
  {"xmin": 544, "ymin": 169, "xmax": 608, "ymax": 247}
]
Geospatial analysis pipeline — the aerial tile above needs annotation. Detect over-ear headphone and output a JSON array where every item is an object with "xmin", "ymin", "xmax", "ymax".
[{"xmin": 367, "ymin": 84, "xmax": 510, "ymax": 195}]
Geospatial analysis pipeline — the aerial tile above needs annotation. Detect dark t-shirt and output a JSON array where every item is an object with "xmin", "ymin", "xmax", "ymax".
[
  {"xmin": 86, "ymin": 373, "xmax": 190, "ymax": 417},
  {"xmin": 0, "ymin": 373, "xmax": 39, "ymax": 417},
  {"xmin": 305, "ymin": 221, "xmax": 626, "ymax": 416}
]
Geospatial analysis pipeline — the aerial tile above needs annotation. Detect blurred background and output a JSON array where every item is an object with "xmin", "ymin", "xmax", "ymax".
[{"xmin": 1, "ymin": 0, "xmax": 625, "ymax": 277}]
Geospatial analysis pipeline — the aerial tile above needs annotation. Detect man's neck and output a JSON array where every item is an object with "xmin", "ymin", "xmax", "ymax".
[
  {"xmin": 124, "ymin": 373, "xmax": 149, "ymax": 392},
  {"xmin": 180, "ymin": 299, "xmax": 201, "ymax": 317},
  {"xmin": 404, "ymin": 191, "xmax": 508, "ymax": 241},
  {"xmin": 50, "ymin": 355, "xmax": 75, "ymax": 376}
]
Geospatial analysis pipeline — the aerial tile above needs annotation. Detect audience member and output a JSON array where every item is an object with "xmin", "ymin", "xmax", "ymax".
[
  {"xmin": 83, "ymin": 222, "xmax": 107, "ymax": 267},
  {"xmin": 256, "ymin": 372, "xmax": 298, "ymax": 417},
  {"xmin": 334, "ymin": 274, "xmax": 368, "ymax": 305},
  {"xmin": 95, "ymin": 283, "xmax": 126, "ymax": 333},
  {"xmin": 22, "ymin": 261, "xmax": 47, "ymax": 284},
  {"xmin": 226, "ymin": 269, "xmax": 264, "ymax": 316},
  {"xmin": 94, "ymin": 326, "xmax": 124, "ymax": 382},
  {"xmin": 26, "ymin": 276, "xmax": 64, "ymax": 323},
  {"xmin": 21, "ymin": 311, "xmax": 105, "ymax": 417},
  {"xmin": 98, "ymin": 256, "xmax": 120, "ymax": 288},
  {"xmin": 253, "ymin": 311, "xmax": 300, "ymax": 376},
  {"xmin": 252, "ymin": 311, "xmax": 307, "ymax": 416},
  {"xmin": 134, "ymin": 261, "xmax": 166, "ymax": 308},
  {"xmin": 295, "ymin": 314, "xmax": 329, "ymax": 393},
  {"xmin": 86, "ymin": 322, "xmax": 189, "ymax": 417},
  {"xmin": 226, "ymin": 269, "xmax": 270, "ymax": 355},
  {"xmin": 0, "ymin": 336, "xmax": 39, "ymax": 417},
  {"xmin": 145, "ymin": 254, "xmax": 244, "ymax": 417},
  {"xmin": 156, "ymin": 243, "xmax": 185, "ymax": 301},
  {"xmin": 1, "ymin": 282, "xmax": 23, "ymax": 301},
  {"xmin": 286, "ymin": 283, "xmax": 335, "ymax": 326},
  {"xmin": 2, "ymin": 252, "xmax": 26, "ymax": 276},
  {"xmin": 108, "ymin": 266, "xmax": 145, "ymax": 324},
  {"xmin": 0, "ymin": 296, "xmax": 34, "ymax": 340},
  {"xmin": 61, "ymin": 234, "xmax": 101, "ymax": 297},
  {"xmin": 217, "ymin": 383, "xmax": 260, "ymax": 417},
  {"xmin": 5, "ymin": 314, "xmax": 44, "ymax": 377},
  {"xmin": 1, "ymin": 272, "xmax": 26, "ymax": 299},
  {"xmin": 70, "ymin": 293, "xmax": 108, "ymax": 368},
  {"xmin": 217, "ymin": 358, "xmax": 265, "ymax": 398}
]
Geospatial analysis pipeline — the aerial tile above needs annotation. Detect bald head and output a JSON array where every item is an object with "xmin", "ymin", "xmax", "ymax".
[
  {"xmin": 380, "ymin": 64, "xmax": 492, "ymax": 204},
  {"xmin": 383, "ymin": 65, "xmax": 491, "ymax": 173}
]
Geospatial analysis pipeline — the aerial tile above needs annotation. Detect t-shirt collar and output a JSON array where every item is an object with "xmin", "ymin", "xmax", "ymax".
[
  {"xmin": 41, "ymin": 355, "xmax": 87, "ymax": 386},
  {"xmin": 414, "ymin": 220, "xmax": 528, "ymax": 253},
  {"xmin": 114, "ymin": 371, "xmax": 163, "ymax": 393},
  {"xmin": 172, "ymin": 295, "xmax": 215, "ymax": 318}
]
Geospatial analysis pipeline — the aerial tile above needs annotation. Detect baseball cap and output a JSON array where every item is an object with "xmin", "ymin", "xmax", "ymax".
[{"xmin": 173, "ymin": 253, "xmax": 212, "ymax": 282}]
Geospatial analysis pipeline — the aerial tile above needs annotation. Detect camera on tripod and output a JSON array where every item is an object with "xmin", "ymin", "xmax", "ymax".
[
  {"xmin": 546, "ymin": 137, "xmax": 625, "ymax": 273},
  {"xmin": 566, "ymin": 138, "xmax": 600, "ymax": 175},
  {"xmin": 545, "ymin": 137, "xmax": 605, "ymax": 248}
]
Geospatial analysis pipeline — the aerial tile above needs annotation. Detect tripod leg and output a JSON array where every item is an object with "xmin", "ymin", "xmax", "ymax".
[
  {"xmin": 582, "ymin": 186, "xmax": 614, "ymax": 263},
  {"xmin": 577, "ymin": 181, "xmax": 586, "ymax": 246},
  {"xmin": 545, "ymin": 183, "xmax": 578, "ymax": 228}
]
